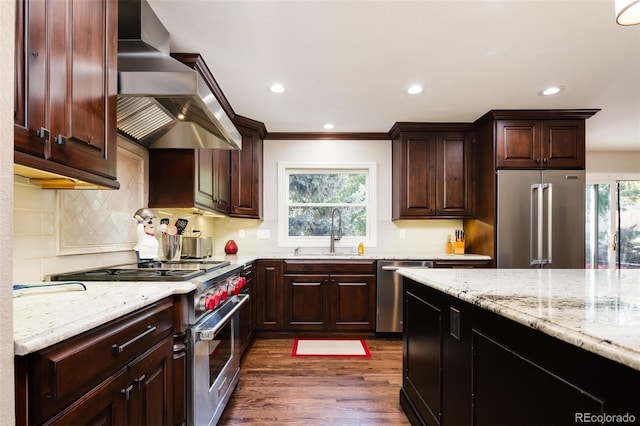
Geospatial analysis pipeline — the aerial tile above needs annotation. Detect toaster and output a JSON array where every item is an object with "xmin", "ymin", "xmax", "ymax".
[{"xmin": 181, "ymin": 237, "xmax": 213, "ymax": 259}]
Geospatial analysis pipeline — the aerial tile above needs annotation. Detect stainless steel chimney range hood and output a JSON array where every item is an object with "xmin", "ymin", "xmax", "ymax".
[{"xmin": 117, "ymin": 0, "xmax": 241, "ymax": 150}]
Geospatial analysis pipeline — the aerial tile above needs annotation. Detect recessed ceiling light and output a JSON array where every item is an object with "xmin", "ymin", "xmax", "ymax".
[
  {"xmin": 323, "ymin": 123, "xmax": 335, "ymax": 130},
  {"xmin": 269, "ymin": 83, "xmax": 285, "ymax": 94},
  {"xmin": 177, "ymin": 113, "xmax": 185, "ymax": 120},
  {"xmin": 407, "ymin": 84, "xmax": 423, "ymax": 95},
  {"xmin": 540, "ymin": 86, "xmax": 563, "ymax": 96}
]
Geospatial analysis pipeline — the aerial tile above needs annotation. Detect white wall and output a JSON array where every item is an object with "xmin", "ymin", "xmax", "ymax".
[
  {"xmin": 586, "ymin": 151, "xmax": 640, "ymax": 180},
  {"xmin": 1, "ymin": 1, "xmax": 15, "ymax": 423},
  {"xmin": 212, "ymin": 138, "xmax": 462, "ymax": 256}
]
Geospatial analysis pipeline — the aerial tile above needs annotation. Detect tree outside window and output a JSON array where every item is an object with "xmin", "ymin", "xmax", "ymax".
[{"xmin": 278, "ymin": 163, "xmax": 377, "ymax": 248}]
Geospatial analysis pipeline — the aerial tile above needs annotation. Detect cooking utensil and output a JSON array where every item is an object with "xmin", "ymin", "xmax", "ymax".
[
  {"xmin": 175, "ymin": 218, "xmax": 189, "ymax": 235},
  {"xmin": 166, "ymin": 224, "xmax": 178, "ymax": 235}
]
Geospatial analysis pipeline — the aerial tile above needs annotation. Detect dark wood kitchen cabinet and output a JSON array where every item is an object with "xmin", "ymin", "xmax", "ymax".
[
  {"xmin": 239, "ymin": 261, "xmax": 257, "ymax": 357},
  {"xmin": 401, "ymin": 277, "xmax": 640, "ymax": 426},
  {"xmin": 14, "ymin": 0, "xmax": 119, "ymax": 189},
  {"xmin": 14, "ymin": 298, "xmax": 181, "ymax": 426},
  {"xmin": 390, "ymin": 123, "xmax": 473, "ymax": 219},
  {"xmin": 231, "ymin": 116, "xmax": 266, "ymax": 219},
  {"xmin": 283, "ymin": 260, "xmax": 376, "ymax": 332},
  {"xmin": 148, "ymin": 148, "xmax": 230, "ymax": 214},
  {"xmin": 496, "ymin": 118, "xmax": 587, "ymax": 169},
  {"xmin": 256, "ymin": 260, "xmax": 285, "ymax": 331}
]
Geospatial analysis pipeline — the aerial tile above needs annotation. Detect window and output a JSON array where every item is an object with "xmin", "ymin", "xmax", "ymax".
[
  {"xmin": 585, "ymin": 179, "xmax": 640, "ymax": 269},
  {"xmin": 278, "ymin": 162, "xmax": 377, "ymax": 248}
]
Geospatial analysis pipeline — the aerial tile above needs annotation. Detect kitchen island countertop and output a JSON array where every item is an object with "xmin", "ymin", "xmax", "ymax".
[
  {"xmin": 397, "ymin": 268, "xmax": 640, "ymax": 371},
  {"xmin": 13, "ymin": 281, "xmax": 195, "ymax": 356}
]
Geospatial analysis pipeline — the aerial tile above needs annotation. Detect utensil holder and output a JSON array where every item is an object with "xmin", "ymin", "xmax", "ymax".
[
  {"xmin": 454, "ymin": 241, "xmax": 465, "ymax": 254},
  {"xmin": 162, "ymin": 234, "xmax": 182, "ymax": 261}
]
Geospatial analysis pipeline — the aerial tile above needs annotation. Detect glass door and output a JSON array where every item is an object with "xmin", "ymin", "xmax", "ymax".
[
  {"xmin": 585, "ymin": 180, "xmax": 640, "ymax": 269},
  {"xmin": 617, "ymin": 181, "xmax": 640, "ymax": 269}
]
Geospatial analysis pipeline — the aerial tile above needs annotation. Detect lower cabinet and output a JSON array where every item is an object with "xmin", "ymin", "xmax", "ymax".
[
  {"xmin": 401, "ymin": 278, "xmax": 640, "ymax": 426},
  {"xmin": 43, "ymin": 338, "xmax": 173, "ymax": 426},
  {"xmin": 283, "ymin": 260, "xmax": 376, "ymax": 332},
  {"xmin": 239, "ymin": 261, "xmax": 257, "ymax": 357},
  {"xmin": 15, "ymin": 297, "xmax": 188, "ymax": 426},
  {"xmin": 255, "ymin": 259, "xmax": 376, "ymax": 333}
]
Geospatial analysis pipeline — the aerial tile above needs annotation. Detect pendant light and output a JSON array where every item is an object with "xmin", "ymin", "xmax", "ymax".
[{"xmin": 616, "ymin": 0, "xmax": 640, "ymax": 25}]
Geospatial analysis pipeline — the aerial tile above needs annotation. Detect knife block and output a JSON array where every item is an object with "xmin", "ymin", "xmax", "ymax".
[{"xmin": 454, "ymin": 241, "xmax": 465, "ymax": 254}]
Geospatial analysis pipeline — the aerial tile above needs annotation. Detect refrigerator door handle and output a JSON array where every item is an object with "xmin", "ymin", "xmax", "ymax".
[
  {"xmin": 530, "ymin": 184, "xmax": 543, "ymax": 265},
  {"xmin": 543, "ymin": 183, "xmax": 553, "ymax": 265}
]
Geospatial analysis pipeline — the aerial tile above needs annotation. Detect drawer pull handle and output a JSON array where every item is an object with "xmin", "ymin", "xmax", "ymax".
[
  {"xmin": 120, "ymin": 384, "xmax": 134, "ymax": 401},
  {"xmin": 134, "ymin": 374, "xmax": 146, "ymax": 389},
  {"xmin": 111, "ymin": 325, "xmax": 157, "ymax": 355}
]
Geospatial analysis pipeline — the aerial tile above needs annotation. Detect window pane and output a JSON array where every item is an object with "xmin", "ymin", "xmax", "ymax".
[
  {"xmin": 597, "ymin": 184, "xmax": 611, "ymax": 269},
  {"xmin": 618, "ymin": 181, "xmax": 640, "ymax": 269},
  {"xmin": 288, "ymin": 206, "xmax": 366, "ymax": 237},
  {"xmin": 289, "ymin": 173, "xmax": 366, "ymax": 204}
]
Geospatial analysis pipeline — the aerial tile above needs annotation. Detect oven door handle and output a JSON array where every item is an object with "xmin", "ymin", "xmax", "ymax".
[{"xmin": 194, "ymin": 294, "xmax": 249, "ymax": 341}]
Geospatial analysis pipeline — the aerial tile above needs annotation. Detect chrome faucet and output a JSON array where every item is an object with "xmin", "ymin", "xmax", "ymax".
[{"xmin": 330, "ymin": 208, "xmax": 342, "ymax": 253}]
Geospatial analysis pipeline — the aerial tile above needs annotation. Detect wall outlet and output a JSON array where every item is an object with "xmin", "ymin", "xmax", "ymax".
[
  {"xmin": 399, "ymin": 230, "xmax": 406, "ymax": 239},
  {"xmin": 257, "ymin": 229, "xmax": 271, "ymax": 239},
  {"xmin": 238, "ymin": 229, "xmax": 245, "ymax": 239}
]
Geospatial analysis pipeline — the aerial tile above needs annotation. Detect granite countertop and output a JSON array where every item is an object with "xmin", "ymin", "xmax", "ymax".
[
  {"xmin": 397, "ymin": 268, "xmax": 640, "ymax": 371},
  {"xmin": 13, "ymin": 281, "xmax": 196, "ymax": 356}
]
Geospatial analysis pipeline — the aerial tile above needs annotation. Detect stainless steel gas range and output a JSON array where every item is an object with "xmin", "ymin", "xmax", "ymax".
[{"xmin": 50, "ymin": 259, "xmax": 249, "ymax": 426}]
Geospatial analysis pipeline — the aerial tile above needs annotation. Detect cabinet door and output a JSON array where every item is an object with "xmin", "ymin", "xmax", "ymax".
[
  {"xmin": 541, "ymin": 120, "xmax": 585, "ymax": 168},
  {"xmin": 127, "ymin": 338, "xmax": 173, "ymax": 426},
  {"xmin": 392, "ymin": 132, "xmax": 437, "ymax": 218},
  {"xmin": 473, "ymin": 331, "xmax": 604, "ymax": 426},
  {"xmin": 195, "ymin": 149, "xmax": 215, "ymax": 210},
  {"xmin": 284, "ymin": 274, "xmax": 328, "ymax": 331},
  {"xmin": 43, "ymin": 369, "xmax": 128, "ymax": 426},
  {"xmin": 256, "ymin": 260, "xmax": 284, "ymax": 330},
  {"xmin": 436, "ymin": 132, "xmax": 472, "ymax": 216},
  {"xmin": 404, "ymin": 289, "xmax": 442, "ymax": 425},
  {"xmin": 495, "ymin": 120, "xmax": 539, "ymax": 168},
  {"xmin": 14, "ymin": 0, "xmax": 47, "ymax": 158},
  {"xmin": 231, "ymin": 128, "xmax": 263, "ymax": 218},
  {"xmin": 48, "ymin": 0, "xmax": 117, "ymax": 178},
  {"xmin": 331, "ymin": 274, "xmax": 376, "ymax": 331},
  {"xmin": 212, "ymin": 149, "xmax": 231, "ymax": 213}
]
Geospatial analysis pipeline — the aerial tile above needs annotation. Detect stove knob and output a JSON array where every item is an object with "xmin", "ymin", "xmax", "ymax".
[
  {"xmin": 204, "ymin": 295, "xmax": 216, "ymax": 310},
  {"xmin": 237, "ymin": 277, "xmax": 247, "ymax": 289},
  {"xmin": 221, "ymin": 288, "xmax": 228, "ymax": 301}
]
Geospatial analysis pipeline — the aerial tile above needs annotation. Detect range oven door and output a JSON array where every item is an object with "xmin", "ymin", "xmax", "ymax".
[{"xmin": 189, "ymin": 294, "xmax": 249, "ymax": 426}]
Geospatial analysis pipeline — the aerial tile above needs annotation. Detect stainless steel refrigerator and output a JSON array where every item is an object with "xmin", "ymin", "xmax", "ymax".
[{"xmin": 496, "ymin": 170, "xmax": 585, "ymax": 268}]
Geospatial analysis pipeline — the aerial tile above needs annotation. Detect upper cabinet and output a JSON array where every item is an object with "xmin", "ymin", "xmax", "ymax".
[
  {"xmin": 14, "ymin": 0, "xmax": 119, "ymax": 189},
  {"xmin": 391, "ymin": 123, "xmax": 473, "ymax": 219},
  {"xmin": 479, "ymin": 110, "xmax": 600, "ymax": 170},
  {"xmin": 148, "ymin": 149, "xmax": 230, "ymax": 214},
  {"xmin": 231, "ymin": 116, "xmax": 266, "ymax": 219}
]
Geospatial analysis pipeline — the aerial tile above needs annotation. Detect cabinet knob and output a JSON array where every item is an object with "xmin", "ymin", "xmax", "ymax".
[
  {"xmin": 543, "ymin": 157, "xmax": 548, "ymax": 163},
  {"xmin": 36, "ymin": 127, "xmax": 50, "ymax": 142},
  {"xmin": 134, "ymin": 374, "xmax": 146, "ymax": 389},
  {"xmin": 54, "ymin": 135, "xmax": 67, "ymax": 145},
  {"xmin": 535, "ymin": 158, "xmax": 541, "ymax": 163},
  {"xmin": 30, "ymin": 51, "xmax": 38, "ymax": 58}
]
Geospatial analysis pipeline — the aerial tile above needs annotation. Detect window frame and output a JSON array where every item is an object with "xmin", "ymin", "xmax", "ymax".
[{"xmin": 277, "ymin": 161, "xmax": 377, "ymax": 249}]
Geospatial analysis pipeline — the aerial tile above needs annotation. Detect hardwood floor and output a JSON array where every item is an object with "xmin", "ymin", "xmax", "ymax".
[{"xmin": 219, "ymin": 337, "xmax": 410, "ymax": 425}]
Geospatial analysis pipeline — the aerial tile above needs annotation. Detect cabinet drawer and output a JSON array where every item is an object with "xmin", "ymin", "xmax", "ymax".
[
  {"xmin": 284, "ymin": 260, "xmax": 376, "ymax": 274},
  {"xmin": 29, "ymin": 299, "xmax": 173, "ymax": 422}
]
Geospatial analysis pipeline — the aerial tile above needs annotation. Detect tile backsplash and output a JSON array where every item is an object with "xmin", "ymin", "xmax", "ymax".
[{"xmin": 13, "ymin": 141, "xmax": 147, "ymax": 283}]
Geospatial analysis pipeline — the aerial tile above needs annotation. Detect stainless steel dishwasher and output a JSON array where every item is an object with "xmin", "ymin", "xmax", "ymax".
[{"xmin": 376, "ymin": 260, "xmax": 433, "ymax": 333}]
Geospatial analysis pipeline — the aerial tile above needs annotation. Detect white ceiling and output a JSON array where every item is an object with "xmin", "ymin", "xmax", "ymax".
[{"xmin": 148, "ymin": 0, "xmax": 640, "ymax": 151}]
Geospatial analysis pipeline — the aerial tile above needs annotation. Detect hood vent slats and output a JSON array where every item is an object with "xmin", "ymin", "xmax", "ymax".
[{"xmin": 117, "ymin": 97, "xmax": 174, "ymax": 142}]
